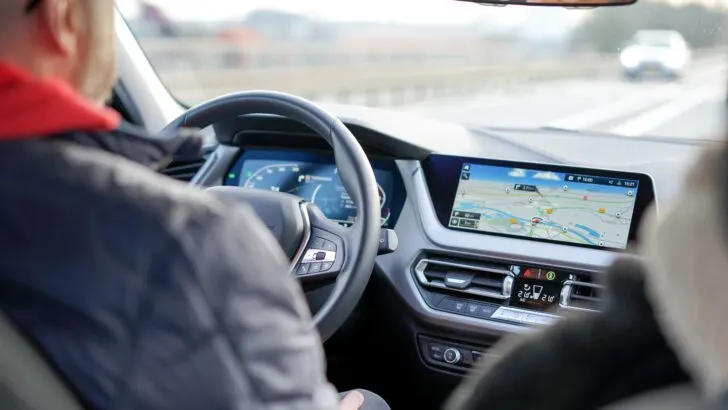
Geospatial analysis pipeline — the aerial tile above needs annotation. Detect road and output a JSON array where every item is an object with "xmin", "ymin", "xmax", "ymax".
[{"xmin": 394, "ymin": 56, "xmax": 727, "ymax": 140}]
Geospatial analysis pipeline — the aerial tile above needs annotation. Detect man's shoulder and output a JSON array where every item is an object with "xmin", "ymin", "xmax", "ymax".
[
  {"xmin": 1, "ymin": 137, "xmax": 230, "ymax": 244},
  {"xmin": 74, "ymin": 141, "xmax": 212, "ymax": 214}
]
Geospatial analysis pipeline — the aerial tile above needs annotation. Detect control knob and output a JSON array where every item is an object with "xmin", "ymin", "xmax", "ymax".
[{"xmin": 443, "ymin": 348, "xmax": 462, "ymax": 364}]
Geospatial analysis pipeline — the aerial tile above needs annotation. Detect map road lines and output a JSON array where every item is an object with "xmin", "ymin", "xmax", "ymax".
[{"xmin": 451, "ymin": 177, "xmax": 635, "ymax": 248}]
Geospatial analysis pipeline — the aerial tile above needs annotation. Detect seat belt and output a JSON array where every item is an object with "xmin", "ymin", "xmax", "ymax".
[{"xmin": 0, "ymin": 311, "xmax": 82, "ymax": 410}]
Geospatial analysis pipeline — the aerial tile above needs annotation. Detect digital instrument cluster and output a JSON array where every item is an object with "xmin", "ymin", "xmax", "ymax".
[{"xmin": 223, "ymin": 149, "xmax": 406, "ymax": 228}]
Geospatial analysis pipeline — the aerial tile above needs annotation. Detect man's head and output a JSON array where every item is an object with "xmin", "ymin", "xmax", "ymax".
[{"xmin": 0, "ymin": 0, "xmax": 117, "ymax": 104}]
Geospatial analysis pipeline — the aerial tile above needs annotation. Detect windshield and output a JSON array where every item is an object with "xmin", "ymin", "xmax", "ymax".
[
  {"xmin": 633, "ymin": 30, "xmax": 678, "ymax": 47},
  {"xmin": 118, "ymin": 0, "xmax": 727, "ymax": 140}
]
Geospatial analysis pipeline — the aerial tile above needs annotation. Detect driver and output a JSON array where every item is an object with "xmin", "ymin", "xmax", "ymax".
[{"xmin": 0, "ymin": 1, "xmax": 388, "ymax": 409}]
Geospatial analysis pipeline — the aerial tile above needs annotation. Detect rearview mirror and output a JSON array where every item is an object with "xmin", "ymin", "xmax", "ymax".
[{"xmin": 456, "ymin": 0, "xmax": 635, "ymax": 7}]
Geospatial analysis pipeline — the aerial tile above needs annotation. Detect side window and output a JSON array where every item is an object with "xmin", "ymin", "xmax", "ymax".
[{"xmin": 108, "ymin": 82, "xmax": 145, "ymax": 127}]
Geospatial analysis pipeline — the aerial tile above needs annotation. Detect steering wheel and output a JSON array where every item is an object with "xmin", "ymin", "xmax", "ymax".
[{"xmin": 162, "ymin": 91, "xmax": 381, "ymax": 342}]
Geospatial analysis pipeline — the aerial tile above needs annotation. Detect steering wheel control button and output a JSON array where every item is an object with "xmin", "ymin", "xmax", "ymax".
[
  {"xmin": 296, "ymin": 230, "xmax": 345, "ymax": 276},
  {"xmin": 302, "ymin": 249, "xmax": 336, "ymax": 263},
  {"xmin": 443, "ymin": 348, "xmax": 462, "ymax": 364},
  {"xmin": 322, "ymin": 239, "xmax": 336, "ymax": 252},
  {"xmin": 309, "ymin": 237, "xmax": 325, "ymax": 250},
  {"xmin": 296, "ymin": 263, "xmax": 310, "ymax": 275}
]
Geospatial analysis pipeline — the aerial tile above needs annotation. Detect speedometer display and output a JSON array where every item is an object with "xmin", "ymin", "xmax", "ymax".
[{"xmin": 223, "ymin": 149, "xmax": 405, "ymax": 228}]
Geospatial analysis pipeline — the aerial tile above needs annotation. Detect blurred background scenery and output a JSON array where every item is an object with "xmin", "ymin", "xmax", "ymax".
[{"xmin": 119, "ymin": 0, "xmax": 728, "ymax": 139}]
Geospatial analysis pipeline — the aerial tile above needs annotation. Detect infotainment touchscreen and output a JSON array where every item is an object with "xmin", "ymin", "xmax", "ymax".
[{"xmin": 423, "ymin": 155, "xmax": 656, "ymax": 250}]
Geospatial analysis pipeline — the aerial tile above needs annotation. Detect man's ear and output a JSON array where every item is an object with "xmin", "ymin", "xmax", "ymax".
[{"xmin": 34, "ymin": 0, "xmax": 82, "ymax": 58}]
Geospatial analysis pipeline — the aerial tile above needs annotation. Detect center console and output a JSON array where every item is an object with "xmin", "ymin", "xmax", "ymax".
[
  {"xmin": 412, "ymin": 154, "xmax": 657, "ymax": 371},
  {"xmin": 413, "ymin": 255, "xmax": 599, "ymax": 326}
]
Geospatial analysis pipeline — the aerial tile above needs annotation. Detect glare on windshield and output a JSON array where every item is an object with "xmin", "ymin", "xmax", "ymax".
[{"xmin": 120, "ymin": 0, "xmax": 727, "ymax": 140}]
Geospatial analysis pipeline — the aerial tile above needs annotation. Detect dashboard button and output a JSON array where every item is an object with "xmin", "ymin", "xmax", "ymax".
[
  {"xmin": 428, "ymin": 343, "xmax": 445, "ymax": 354},
  {"xmin": 476, "ymin": 305, "xmax": 497, "ymax": 318},
  {"xmin": 320, "ymin": 262, "xmax": 333, "ymax": 271},
  {"xmin": 453, "ymin": 300, "xmax": 467, "ymax": 313},
  {"xmin": 438, "ymin": 298, "xmax": 458, "ymax": 312},
  {"xmin": 443, "ymin": 348, "xmax": 462, "ymax": 364},
  {"xmin": 296, "ymin": 263, "xmax": 310, "ymax": 275},
  {"xmin": 309, "ymin": 262, "xmax": 322, "ymax": 273},
  {"xmin": 431, "ymin": 351, "xmax": 445, "ymax": 362},
  {"xmin": 466, "ymin": 303, "xmax": 480, "ymax": 316}
]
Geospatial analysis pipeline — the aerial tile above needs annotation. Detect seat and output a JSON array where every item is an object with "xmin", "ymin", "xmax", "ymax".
[
  {"xmin": 599, "ymin": 383, "xmax": 704, "ymax": 410},
  {"xmin": 0, "ymin": 311, "xmax": 82, "ymax": 410}
]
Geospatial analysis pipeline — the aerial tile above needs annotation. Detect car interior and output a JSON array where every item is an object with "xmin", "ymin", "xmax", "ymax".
[{"xmin": 1, "ymin": 0, "xmax": 725, "ymax": 409}]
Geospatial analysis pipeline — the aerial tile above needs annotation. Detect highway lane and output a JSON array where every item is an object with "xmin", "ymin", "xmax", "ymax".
[
  {"xmin": 172, "ymin": 50, "xmax": 726, "ymax": 141},
  {"xmin": 394, "ymin": 57, "xmax": 727, "ymax": 140}
]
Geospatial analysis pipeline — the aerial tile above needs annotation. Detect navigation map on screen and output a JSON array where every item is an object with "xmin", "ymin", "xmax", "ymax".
[{"xmin": 449, "ymin": 163, "xmax": 639, "ymax": 249}]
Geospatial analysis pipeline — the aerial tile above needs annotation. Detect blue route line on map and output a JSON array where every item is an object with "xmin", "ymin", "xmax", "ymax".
[{"xmin": 575, "ymin": 224, "xmax": 601, "ymax": 238}]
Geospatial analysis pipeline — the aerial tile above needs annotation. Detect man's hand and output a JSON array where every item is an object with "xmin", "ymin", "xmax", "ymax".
[{"xmin": 339, "ymin": 390, "xmax": 365, "ymax": 410}]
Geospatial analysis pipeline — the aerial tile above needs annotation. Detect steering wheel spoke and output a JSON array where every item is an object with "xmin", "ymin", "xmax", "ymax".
[{"xmin": 292, "ymin": 203, "xmax": 348, "ymax": 282}]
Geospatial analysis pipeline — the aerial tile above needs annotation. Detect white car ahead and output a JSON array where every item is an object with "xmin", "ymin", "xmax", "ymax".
[{"xmin": 620, "ymin": 30, "xmax": 692, "ymax": 80}]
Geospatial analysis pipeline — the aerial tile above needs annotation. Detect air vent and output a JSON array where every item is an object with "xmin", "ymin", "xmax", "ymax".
[
  {"xmin": 414, "ymin": 257, "xmax": 513, "ymax": 302},
  {"xmin": 560, "ymin": 275, "xmax": 603, "ymax": 312},
  {"xmin": 160, "ymin": 153, "xmax": 210, "ymax": 182}
]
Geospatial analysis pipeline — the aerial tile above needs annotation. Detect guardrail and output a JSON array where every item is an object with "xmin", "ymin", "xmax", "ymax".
[
  {"xmin": 137, "ymin": 38, "xmax": 727, "ymax": 106},
  {"xmin": 137, "ymin": 37, "xmax": 520, "ymax": 70}
]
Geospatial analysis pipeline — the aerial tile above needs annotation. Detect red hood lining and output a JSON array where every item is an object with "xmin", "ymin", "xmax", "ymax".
[{"xmin": 0, "ymin": 62, "xmax": 121, "ymax": 140}]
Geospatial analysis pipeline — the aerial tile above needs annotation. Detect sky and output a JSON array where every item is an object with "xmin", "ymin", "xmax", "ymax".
[
  {"xmin": 115, "ymin": 0, "xmax": 559, "ymax": 26},
  {"xmin": 117, "ymin": 0, "xmax": 724, "ymax": 28}
]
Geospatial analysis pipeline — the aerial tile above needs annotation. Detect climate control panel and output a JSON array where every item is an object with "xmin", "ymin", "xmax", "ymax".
[{"xmin": 414, "ymin": 255, "xmax": 603, "ymax": 327}]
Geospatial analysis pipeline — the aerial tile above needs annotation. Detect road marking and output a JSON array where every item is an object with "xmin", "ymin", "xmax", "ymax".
[
  {"xmin": 547, "ymin": 83, "xmax": 675, "ymax": 130},
  {"xmin": 398, "ymin": 77, "xmax": 627, "ymax": 113},
  {"xmin": 609, "ymin": 84, "xmax": 722, "ymax": 136},
  {"xmin": 546, "ymin": 62, "xmax": 726, "ymax": 130},
  {"xmin": 388, "ymin": 57, "xmax": 726, "ymax": 130}
]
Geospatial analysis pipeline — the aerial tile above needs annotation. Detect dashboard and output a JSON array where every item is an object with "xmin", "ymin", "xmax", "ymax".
[{"xmin": 191, "ymin": 110, "xmax": 698, "ymax": 385}]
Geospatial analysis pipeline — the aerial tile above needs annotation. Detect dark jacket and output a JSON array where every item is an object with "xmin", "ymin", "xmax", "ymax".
[{"xmin": 0, "ymin": 63, "xmax": 339, "ymax": 409}]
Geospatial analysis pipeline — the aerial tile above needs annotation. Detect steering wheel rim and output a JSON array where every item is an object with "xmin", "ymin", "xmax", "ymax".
[{"xmin": 162, "ymin": 90, "xmax": 381, "ymax": 342}]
